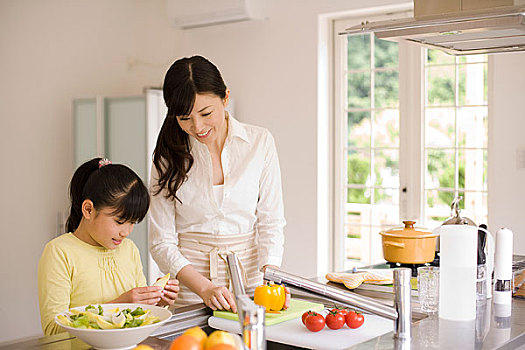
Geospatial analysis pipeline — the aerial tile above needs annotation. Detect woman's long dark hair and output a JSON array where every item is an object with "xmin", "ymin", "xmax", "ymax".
[
  {"xmin": 66, "ymin": 158, "xmax": 150, "ymax": 233},
  {"xmin": 153, "ymin": 55, "xmax": 227, "ymax": 202}
]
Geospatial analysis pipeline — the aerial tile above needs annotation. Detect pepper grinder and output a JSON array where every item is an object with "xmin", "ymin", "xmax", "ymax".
[{"xmin": 494, "ymin": 228, "xmax": 513, "ymax": 305}]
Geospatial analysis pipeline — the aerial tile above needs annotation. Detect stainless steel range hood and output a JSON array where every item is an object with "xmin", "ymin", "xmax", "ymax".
[{"xmin": 340, "ymin": 2, "xmax": 525, "ymax": 55}]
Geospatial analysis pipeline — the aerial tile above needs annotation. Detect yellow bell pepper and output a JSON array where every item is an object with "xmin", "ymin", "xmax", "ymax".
[{"xmin": 253, "ymin": 282, "xmax": 286, "ymax": 311}]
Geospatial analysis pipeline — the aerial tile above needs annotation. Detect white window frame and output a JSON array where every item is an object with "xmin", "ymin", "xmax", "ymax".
[
  {"xmin": 332, "ymin": 10, "xmax": 424, "ymax": 271},
  {"xmin": 331, "ymin": 12, "xmax": 491, "ymax": 271}
]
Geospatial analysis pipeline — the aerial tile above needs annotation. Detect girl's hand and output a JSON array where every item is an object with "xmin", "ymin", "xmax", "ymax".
[
  {"xmin": 201, "ymin": 285, "xmax": 237, "ymax": 313},
  {"xmin": 157, "ymin": 279, "xmax": 180, "ymax": 307},
  {"xmin": 111, "ymin": 286, "xmax": 163, "ymax": 305}
]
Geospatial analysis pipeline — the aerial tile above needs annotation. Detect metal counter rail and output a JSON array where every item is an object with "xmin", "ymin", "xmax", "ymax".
[{"xmin": 152, "ymin": 303, "xmax": 212, "ymax": 340}]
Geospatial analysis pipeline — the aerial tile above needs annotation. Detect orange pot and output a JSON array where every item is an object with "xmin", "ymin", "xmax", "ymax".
[{"xmin": 379, "ymin": 221, "xmax": 438, "ymax": 264}]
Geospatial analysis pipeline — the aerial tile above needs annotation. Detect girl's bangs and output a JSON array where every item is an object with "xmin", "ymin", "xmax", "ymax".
[{"xmin": 109, "ymin": 182, "xmax": 150, "ymax": 224}]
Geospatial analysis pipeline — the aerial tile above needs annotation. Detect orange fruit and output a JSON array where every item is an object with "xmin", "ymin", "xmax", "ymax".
[
  {"xmin": 208, "ymin": 344, "xmax": 237, "ymax": 350},
  {"xmin": 133, "ymin": 346, "xmax": 154, "ymax": 350},
  {"xmin": 183, "ymin": 326, "xmax": 207, "ymax": 347},
  {"xmin": 169, "ymin": 334, "xmax": 203, "ymax": 350},
  {"xmin": 204, "ymin": 331, "xmax": 236, "ymax": 349}
]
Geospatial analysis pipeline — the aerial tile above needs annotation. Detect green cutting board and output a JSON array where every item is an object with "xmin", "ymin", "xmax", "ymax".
[{"xmin": 213, "ymin": 298, "xmax": 324, "ymax": 326}]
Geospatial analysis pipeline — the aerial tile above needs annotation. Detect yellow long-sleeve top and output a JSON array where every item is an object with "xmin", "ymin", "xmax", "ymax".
[{"xmin": 38, "ymin": 233, "xmax": 147, "ymax": 336}]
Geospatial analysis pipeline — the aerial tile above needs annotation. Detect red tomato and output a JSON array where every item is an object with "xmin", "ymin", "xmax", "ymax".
[
  {"xmin": 304, "ymin": 312, "xmax": 325, "ymax": 332},
  {"xmin": 326, "ymin": 310, "xmax": 345, "ymax": 330},
  {"xmin": 331, "ymin": 308, "xmax": 349, "ymax": 317},
  {"xmin": 345, "ymin": 310, "xmax": 364, "ymax": 329},
  {"xmin": 301, "ymin": 310, "xmax": 314, "ymax": 325}
]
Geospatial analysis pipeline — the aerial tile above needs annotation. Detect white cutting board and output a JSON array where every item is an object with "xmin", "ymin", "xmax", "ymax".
[{"xmin": 208, "ymin": 310, "xmax": 394, "ymax": 350}]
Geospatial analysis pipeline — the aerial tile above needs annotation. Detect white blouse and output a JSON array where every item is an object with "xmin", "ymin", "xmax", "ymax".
[{"xmin": 148, "ymin": 116, "xmax": 286, "ymax": 276}]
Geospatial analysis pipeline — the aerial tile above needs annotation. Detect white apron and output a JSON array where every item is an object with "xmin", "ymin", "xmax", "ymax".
[{"xmin": 174, "ymin": 230, "xmax": 262, "ymax": 307}]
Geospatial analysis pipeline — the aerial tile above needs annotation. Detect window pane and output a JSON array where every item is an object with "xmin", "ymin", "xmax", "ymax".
[
  {"xmin": 457, "ymin": 107, "xmax": 488, "ymax": 148},
  {"xmin": 374, "ymin": 109, "xmax": 399, "ymax": 148},
  {"xmin": 347, "ymin": 187, "xmax": 371, "ymax": 204},
  {"xmin": 347, "ymin": 35, "xmax": 370, "ymax": 70},
  {"xmin": 373, "ymin": 149, "xmax": 399, "ymax": 187},
  {"xmin": 373, "ymin": 189, "xmax": 399, "ymax": 226},
  {"xmin": 348, "ymin": 111, "xmax": 370, "ymax": 148},
  {"xmin": 426, "ymin": 65, "xmax": 455, "ymax": 106},
  {"xmin": 375, "ymin": 70, "xmax": 399, "ymax": 108},
  {"xmin": 458, "ymin": 54, "xmax": 488, "ymax": 64},
  {"xmin": 347, "ymin": 150, "xmax": 370, "ymax": 185},
  {"xmin": 464, "ymin": 191, "xmax": 488, "ymax": 225},
  {"xmin": 426, "ymin": 149, "xmax": 455, "ymax": 190},
  {"xmin": 426, "ymin": 189, "xmax": 453, "ymax": 226},
  {"xmin": 346, "ymin": 227, "xmax": 363, "ymax": 260},
  {"xmin": 425, "ymin": 108, "xmax": 455, "ymax": 148},
  {"xmin": 458, "ymin": 62, "xmax": 487, "ymax": 106},
  {"xmin": 427, "ymin": 49, "xmax": 455, "ymax": 65},
  {"xmin": 347, "ymin": 203, "xmax": 371, "ymax": 226},
  {"xmin": 345, "ymin": 224, "xmax": 370, "ymax": 262},
  {"xmin": 458, "ymin": 149, "xmax": 487, "ymax": 191},
  {"xmin": 348, "ymin": 71, "xmax": 371, "ymax": 109},
  {"xmin": 374, "ymin": 37, "xmax": 398, "ymax": 68}
]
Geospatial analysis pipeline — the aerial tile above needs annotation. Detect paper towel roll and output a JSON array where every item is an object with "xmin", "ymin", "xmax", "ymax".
[{"xmin": 439, "ymin": 224, "xmax": 478, "ymax": 321}]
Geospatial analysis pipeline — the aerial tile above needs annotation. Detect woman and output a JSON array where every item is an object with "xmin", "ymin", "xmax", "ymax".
[{"xmin": 149, "ymin": 55, "xmax": 286, "ymax": 312}]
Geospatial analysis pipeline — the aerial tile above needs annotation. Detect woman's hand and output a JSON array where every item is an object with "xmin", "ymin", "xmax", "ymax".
[
  {"xmin": 157, "ymin": 279, "xmax": 180, "ymax": 307},
  {"xmin": 283, "ymin": 286, "xmax": 291, "ymax": 310},
  {"xmin": 201, "ymin": 285, "xmax": 237, "ymax": 313},
  {"xmin": 176, "ymin": 265, "xmax": 237, "ymax": 312},
  {"xmin": 111, "ymin": 286, "xmax": 163, "ymax": 304}
]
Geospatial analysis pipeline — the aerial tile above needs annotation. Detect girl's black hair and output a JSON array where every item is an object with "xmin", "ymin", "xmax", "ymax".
[
  {"xmin": 66, "ymin": 158, "xmax": 150, "ymax": 232},
  {"xmin": 153, "ymin": 55, "xmax": 227, "ymax": 202}
]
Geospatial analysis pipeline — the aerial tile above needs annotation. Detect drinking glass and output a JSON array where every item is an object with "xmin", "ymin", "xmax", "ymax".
[{"xmin": 417, "ymin": 266, "xmax": 440, "ymax": 314}]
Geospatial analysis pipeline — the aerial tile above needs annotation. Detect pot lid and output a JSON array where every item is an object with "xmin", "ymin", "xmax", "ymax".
[{"xmin": 380, "ymin": 220, "xmax": 437, "ymax": 238}]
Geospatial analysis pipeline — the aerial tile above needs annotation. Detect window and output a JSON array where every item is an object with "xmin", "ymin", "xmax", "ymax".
[
  {"xmin": 423, "ymin": 51, "xmax": 488, "ymax": 227},
  {"xmin": 333, "ymin": 14, "xmax": 489, "ymax": 270}
]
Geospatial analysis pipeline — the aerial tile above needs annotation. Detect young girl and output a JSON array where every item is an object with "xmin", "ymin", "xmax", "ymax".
[{"xmin": 38, "ymin": 158, "xmax": 179, "ymax": 336}]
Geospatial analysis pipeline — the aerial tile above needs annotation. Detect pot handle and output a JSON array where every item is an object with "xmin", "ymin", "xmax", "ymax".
[{"xmin": 384, "ymin": 241, "xmax": 405, "ymax": 248}]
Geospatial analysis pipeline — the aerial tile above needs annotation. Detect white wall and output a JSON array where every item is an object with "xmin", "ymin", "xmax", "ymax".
[
  {"xmin": 489, "ymin": 53, "xmax": 525, "ymax": 254},
  {"xmin": 0, "ymin": 0, "xmax": 177, "ymax": 342},
  {"xmin": 1, "ymin": 0, "xmax": 524, "ymax": 343}
]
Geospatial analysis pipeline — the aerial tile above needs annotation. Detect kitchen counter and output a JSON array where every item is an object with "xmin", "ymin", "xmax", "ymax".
[
  {"xmin": 2, "ymin": 283, "xmax": 525, "ymax": 349},
  {"xmin": 347, "ymin": 297, "xmax": 525, "ymax": 349}
]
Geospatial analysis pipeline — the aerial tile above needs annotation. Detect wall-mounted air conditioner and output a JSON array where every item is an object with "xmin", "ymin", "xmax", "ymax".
[{"xmin": 167, "ymin": 0, "xmax": 266, "ymax": 29}]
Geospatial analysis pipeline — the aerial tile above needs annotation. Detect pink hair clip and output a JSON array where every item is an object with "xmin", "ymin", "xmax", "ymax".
[{"xmin": 98, "ymin": 158, "xmax": 112, "ymax": 168}]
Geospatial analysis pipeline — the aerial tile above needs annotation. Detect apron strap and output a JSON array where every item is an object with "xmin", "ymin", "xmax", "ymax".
[{"xmin": 180, "ymin": 235, "xmax": 253, "ymax": 287}]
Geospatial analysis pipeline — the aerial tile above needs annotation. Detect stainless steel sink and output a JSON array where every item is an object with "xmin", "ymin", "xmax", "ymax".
[{"xmin": 154, "ymin": 279, "xmax": 428, "ymax": 348}]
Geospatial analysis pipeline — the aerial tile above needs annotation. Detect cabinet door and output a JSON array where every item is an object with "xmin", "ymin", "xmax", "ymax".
[
  {"xmin": 73, "ymin": 98, "xmax": 99, "ymax": 167},
  {"xmin": 105, "ymin": 96, "xmax": 148, "ymax": 277}
]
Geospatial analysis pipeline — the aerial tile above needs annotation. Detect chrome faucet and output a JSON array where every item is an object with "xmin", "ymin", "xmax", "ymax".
[
  {"xmin": 226, "ymin": 253, "xmax": 266, "ymax": 350},
  {"xmin": 264, "ymin": 267, "xmax": 412, "ymax": 340}
]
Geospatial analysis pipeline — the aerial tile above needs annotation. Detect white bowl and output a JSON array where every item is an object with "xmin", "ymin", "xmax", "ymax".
[{"xmin": 55, "ymin": 303, "xmax": 172, "ymax": 350}]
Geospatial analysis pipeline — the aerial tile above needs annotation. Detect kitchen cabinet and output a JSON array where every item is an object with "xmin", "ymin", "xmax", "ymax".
[{"xmin": 73, "ymin": 89, "xmax": 167, "ymax": 281}]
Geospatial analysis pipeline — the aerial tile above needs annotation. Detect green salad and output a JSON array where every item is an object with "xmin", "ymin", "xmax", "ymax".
[{"xmin": 57, "ymin": 305, "xmax": 160, "ymax": 329}]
